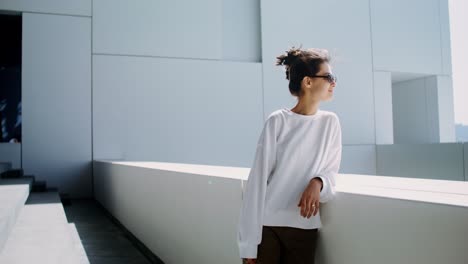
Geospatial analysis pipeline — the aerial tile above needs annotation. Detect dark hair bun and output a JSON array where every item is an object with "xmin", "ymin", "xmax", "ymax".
[
  {"xmin": 276, "ymin": 46, "xmax": 304, "ymax": 80},
  {"xmin": 276, "ymin": 46, "xmax": 302, "ymax": 67}
]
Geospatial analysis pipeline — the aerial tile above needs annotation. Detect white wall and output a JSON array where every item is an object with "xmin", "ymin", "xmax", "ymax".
[
  {"xmin": 93, "ymin": 55, "xmax": 263, "ymax": 167},
  {"xmin": 393, "ymin": 77, "xmax": 435, "ymax": 143},
  {"xmin": 91, "ymin": 0, "xmax": 266, "ymax": 168},
  {"xmin": 439, "ymin": 0, "xmax": 453, "ymax": 75},
  {"xmin": 93, "ymin": 0, "xmax": 261, "ymax": 62},
  {"xmin": 0, "ymin": 0, "xmax": 455, "ymax": 197},
  {"xmin": 0, "ymin": 143, "xmax": 21, "ymax": 169},
  {"xmin": 373, "ymin": 72, "xmax": 394, "ymax": 144},
  {"xmin": 376, "ymin": 143, "xmax": 465, "ymax": 181},
  {"xmin": 222, "ymin": 0, "xmax": 261, "ymax": 62},
  {"xmin": 370, "ymin": 0, "xmax": 446, "ymax": 75},
  {"xmin": 371, "ymin": 0, "xmax": 455, "ymax": 146},
  {"xmin": 342, "ymin": 145, "xmax": 377, "ymax": 175},
  {"xmin": 436, "ymin": 75, "xmax": 456, "ymax": 142},
  {"xmin": 392, "ymin": 75, "xmax": 455, "ymax": 144},
  {"xmin": 93, "ymin": 0, "xmax": 222, "ymax": 60},
  {"xmin": 22, "ymin": 13, "xmax": 92, "ymax": 198}
]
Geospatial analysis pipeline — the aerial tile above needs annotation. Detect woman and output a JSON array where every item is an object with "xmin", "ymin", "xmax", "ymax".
[{"xmin": 237, "ymin": 46, "xmax": 342, "ymax": 264}]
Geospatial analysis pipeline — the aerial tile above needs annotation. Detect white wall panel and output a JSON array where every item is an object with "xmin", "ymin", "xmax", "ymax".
[
  {"xmin": 376, "ymin": 143, "xmax": 464, "ymax": 181},
  {"xmin": 439, "ymin": 0, "xmax": 452, "ymax": 75},
  {"xmin": 93, "ymin": 55, "xmax": 263, "ymax": 167},
  {"xmin": 0, "ymin": 0, "xmax": 91, "ymax": 16},
  {"xmin": 93, "ymin": 0, "xmax": 222, "ymax": 60},
  {"xmin": 437, "ymin": 75, "xmax": 456, "ymax": 142},
  {"xmin": 370, "ymin": 0, "xmax": 443, "ymax": 74},
  {"xmin": 22, "ymin": 13, "xmax": 91, "ymax": 198},
  {"xmin": 393, "ymin": 78, "xmax": 431, "ymax": 143},
  {"xmin": 393, "ymin": 75, "xmax": 452, "ymax": 144},
  {"xmin": 426, "ymin": 76, "xmax": 441, "ymax": 142},
  {"xmin": 0, "ymin": 143, "xmax": 21, "ymax": 169},
  {"xmin": 374, "ymin": 71, "xmax": 394, "ymax": 144},
  {"xmin": 222, "ymin": 0, "xmax": 261, "ymax": 62},
  {"xmin": 260, "ymin": 0, "xmax": 375, "ymax": 145},
  {"xmin": 341, "ymin": 145, "xmax": 376, "ymax": 175}
]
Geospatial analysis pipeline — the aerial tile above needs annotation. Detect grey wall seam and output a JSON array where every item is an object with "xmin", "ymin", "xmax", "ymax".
[
  {"xmin": 368, "ymin": 0, "xmax": 378, "ymax": 174},
  {"xmin": 259, "ymin": 0, "xmax": 265, "ymax": 122},
  {"xmin": 256, "ymin": 0, "xmax": 262, "ymax": 64},
  {"xmin": 91, "ymin": 0, "xmax": 94, "ymax": 198},
  {"xmin": 92, "ymin": 52, "xmax": 263, "ymax": 63},
  {"xmin": 21, "ymin": 11, "xmax": 90, "ymax": 18},
  {"xmin": 435, "ymin": 77, "xmax": 440, "ymax": 141},
  {"xmin": 20, "ymin": 13, "xmax": 23, "ymax": 170},
  {"xmin": 463, "ymin": 143, "xmax": 467, "ymax": 181},
  {"xmin": 424, "ymin": 77, "xmax": 431, "ymax": 143},
  {"xmin": 344, "ymin": 144, "xmax": 376, "ymax": 146},
  {"xmin": 220, "ymin": 0, "xmax": 223, "ymax": 61}
]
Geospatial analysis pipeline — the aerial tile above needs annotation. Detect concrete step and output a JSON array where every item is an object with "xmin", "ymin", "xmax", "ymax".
[
  {"xmin": 0, "ymin": 178, "xmax": 32, "ymax": 251},
  {"xmin": 0, "ymin": 191, "xmax": 81, "ymax": 264},
  {"xmin": 0, "ymin": 168, "xmax": 24, "ymax": 179},
  {"xmin": 65, "ymin": 200, "xmax": 154, "ymax": 264},
  {"xmin": 0, "ymin": 176, "xmax": 34, "ymax": 192}
]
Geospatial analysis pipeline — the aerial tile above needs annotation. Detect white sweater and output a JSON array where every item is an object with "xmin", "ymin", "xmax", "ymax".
[{"xmin": 237, "ymin": 107, "xmax": 342, "ymax": 259}]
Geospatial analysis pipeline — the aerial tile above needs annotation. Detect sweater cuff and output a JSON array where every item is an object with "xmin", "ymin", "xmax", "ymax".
[
  {"xmin": 239, "ymin": 243, "xmax": 258, "ymax": 259},
  {"xmin": 314, "ymin": 176, "xmax": 328, "ymax": 199}
]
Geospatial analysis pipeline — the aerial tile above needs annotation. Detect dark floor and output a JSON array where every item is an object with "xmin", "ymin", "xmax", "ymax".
[{"xmin": 63, "ymin": 199, "xmax": 155, "ymax": 264}]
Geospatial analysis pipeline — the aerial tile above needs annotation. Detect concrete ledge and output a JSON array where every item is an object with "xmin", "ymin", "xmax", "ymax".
[
  {"xmin": 0, "ymin": 177, "xmax": 34, "ymax": 192},
  {"xmin": 0, "ymin": 192, "xmax": 81, "ymax": 263},
  {"xmin": 93, "ymin": 160, "xmax": 468, "ymax": 264},
  {"xmin": 0, "ymin": 183, "xmax": 30, "ymax": 252}
]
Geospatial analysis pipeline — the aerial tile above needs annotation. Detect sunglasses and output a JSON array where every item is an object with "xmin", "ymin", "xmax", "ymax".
[{"xmin": 308, "ymin": 73, "xmax": 337, "ymax": 84}]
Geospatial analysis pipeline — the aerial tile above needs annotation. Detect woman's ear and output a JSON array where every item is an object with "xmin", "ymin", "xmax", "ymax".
[{"xmin": 303, "ymin": 76, "xmax": 312, "ymax": 87}]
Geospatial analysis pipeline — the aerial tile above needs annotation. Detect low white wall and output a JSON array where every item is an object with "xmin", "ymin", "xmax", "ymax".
[
  {"xmin": 93, "ymin": 160, "xmax": 468, "ymax": 264},
  {"xmin": 93, "ymin": 160, "xmax": 244, "ymax": 263}
]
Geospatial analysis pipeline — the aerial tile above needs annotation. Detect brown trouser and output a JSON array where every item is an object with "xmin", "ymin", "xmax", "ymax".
[{"xmin": 256, "ymin": 225, "xmax": 319, "ymax": 264}]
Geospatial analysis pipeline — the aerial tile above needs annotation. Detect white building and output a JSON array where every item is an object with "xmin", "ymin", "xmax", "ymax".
[
  {"xmin": 0, "ymin": 0, "xmax": 459, "ymax": 198},
  {"xmin": 0, "ymin": 1, "xmax": 466, "ymax": 264}
]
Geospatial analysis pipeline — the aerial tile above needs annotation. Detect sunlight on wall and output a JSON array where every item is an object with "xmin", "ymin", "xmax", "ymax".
[{"xmin": 449, "ymin": 0, "xmax": 468, "ymax": 125}]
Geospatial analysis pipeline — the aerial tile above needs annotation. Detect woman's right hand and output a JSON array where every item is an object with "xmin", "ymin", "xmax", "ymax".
[{"xmin": 242, "ymin": 258, "xmax": 257, "ymax": 264}]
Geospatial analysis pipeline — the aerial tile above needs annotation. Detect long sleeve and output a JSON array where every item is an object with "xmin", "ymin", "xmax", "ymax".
[
  {"xmin": 237, "ymin": 116, "xmax": 278, "ymax": 259},
  {"xmin": 314, "ymin": 115, "xmax": 342, "ymax": 203}
]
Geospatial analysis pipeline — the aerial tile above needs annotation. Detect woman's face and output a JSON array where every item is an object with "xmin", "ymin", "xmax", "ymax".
[
  {"xmin": 304, "ymin": 62, "xmax": 337, "ymax": 101},
  {"xmin": 320, "ymin": 63, "xmax": 337, "ymax": 101}
]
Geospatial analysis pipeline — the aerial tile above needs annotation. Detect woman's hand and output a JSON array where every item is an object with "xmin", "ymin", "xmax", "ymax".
[
  {"xmin": 242, "ymin": 258, "xmax": 257, "ymax": 264},
  {"xmin": 298, "ymin": 178, "xmax": 322, "ymax": 218}
]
